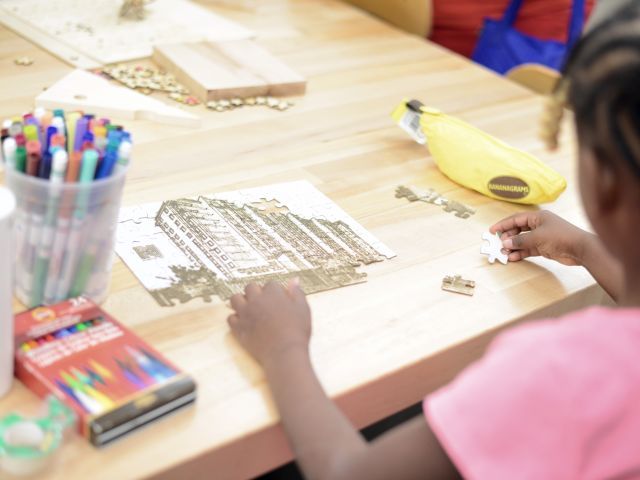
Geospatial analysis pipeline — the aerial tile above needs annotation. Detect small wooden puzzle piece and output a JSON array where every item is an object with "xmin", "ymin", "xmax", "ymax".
[
  {"xmin": 395, "ymin": 185, "xmax": 444, "ymax": 204},
  {"xmin": 481, "ymin": 231, "xmax": 508, "ymax": 265},
  {"xmin": 395, "ymin": 185, "xmax": 420, "ymax": 202},
  {"xmin": 442, "ymin": 200, "xmax": 475, "ymax": 219},
  {"xmin": 442, "ymin": 275, "xmax": 475, "ymax": 296},
  {"xmin": 395, "ymin": 185, "xmax": 475, "ymax": 218}
]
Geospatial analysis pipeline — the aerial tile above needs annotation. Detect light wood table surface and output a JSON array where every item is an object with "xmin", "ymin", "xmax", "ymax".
[{"xmin": 0, "ymin": 1, "xmax": 606, "ymax": 479}]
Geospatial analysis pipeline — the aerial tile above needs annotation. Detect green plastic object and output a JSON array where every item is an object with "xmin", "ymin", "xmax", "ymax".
[{"xmin": 0, "ymin": 396, "xmax": 76, "ymax": 476}]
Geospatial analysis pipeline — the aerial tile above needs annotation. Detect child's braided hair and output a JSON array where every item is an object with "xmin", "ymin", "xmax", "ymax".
[{"xmin": 542, "ymin": 1, "xmax": 640, "ymax": 177}]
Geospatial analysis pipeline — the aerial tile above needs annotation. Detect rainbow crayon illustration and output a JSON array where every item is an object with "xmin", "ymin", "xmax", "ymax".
[
  {"xmin": 116, "ymin": 358, "xmax": 147, "ymax": 388},
  {"xmin": 125, "ymin": 346, "xmax": 172, "ymax": 382}
]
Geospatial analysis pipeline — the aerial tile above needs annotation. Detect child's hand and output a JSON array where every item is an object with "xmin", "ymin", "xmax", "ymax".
[
  {"xmin": 490, "ymin": 211, "xmax": 588, "ymax": 266},
  {"xmin": 227, "ymin": 280, "xmax": 311, "ymax": 367}
]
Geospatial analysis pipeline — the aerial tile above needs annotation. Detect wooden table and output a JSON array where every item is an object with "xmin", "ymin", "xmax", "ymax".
[{"xmin": 0, "ymin": 1, "xmax": 606, "ymax": 479}]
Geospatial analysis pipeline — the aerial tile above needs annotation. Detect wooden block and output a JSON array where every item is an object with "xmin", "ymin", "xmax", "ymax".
[
  {"xmin": 152, "ymin": 40, "xmax": 307, "ymax": 101},
  {"xmin": 35, "ymin": 70, "xmax": 201, "ymax": 128}
]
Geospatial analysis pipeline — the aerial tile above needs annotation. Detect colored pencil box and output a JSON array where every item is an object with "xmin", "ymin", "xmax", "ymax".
[{"xmin": 14, "ymin": 297, "xmax": 197, "ymax": 447}]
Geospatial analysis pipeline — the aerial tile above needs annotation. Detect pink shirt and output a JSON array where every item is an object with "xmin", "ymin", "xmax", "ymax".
[{"xmin": 424, "ymin": 307, "xmax": 640, "ymax": 480}]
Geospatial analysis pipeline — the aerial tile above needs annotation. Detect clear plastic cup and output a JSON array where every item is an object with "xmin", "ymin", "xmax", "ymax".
[{"xmin": 5, "ymin": 168, "xmax": 127, "ymax": 308}]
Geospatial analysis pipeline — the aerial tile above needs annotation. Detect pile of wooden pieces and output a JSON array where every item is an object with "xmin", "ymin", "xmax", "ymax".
[
  {"xmin": 205, "ymin": 96, "xmax": 293, "ymax": 112},
  {"xmin": 98, "ymin": 64, "xmax": 201, "ymax": 105}
]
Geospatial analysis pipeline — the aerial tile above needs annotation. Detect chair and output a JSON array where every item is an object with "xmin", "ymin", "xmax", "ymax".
[
  {"xmin": 343, "ymin": 0, "xmax": 433, "ymax": 37},
  {"xmin": 506, "ymin": 63, "xmax": 561, "ymax": 96}
]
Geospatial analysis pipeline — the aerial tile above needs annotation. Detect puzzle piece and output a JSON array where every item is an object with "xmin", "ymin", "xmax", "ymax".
[
  {"xmin": 442, "ymin": 200, "xmax": 475, "ymax": 219},
  {"xmin": 442, "ymin": 275, "xmax": 475, "ymax": 296},
  {"xmin": 481, "ymin": 231, "xmax": 508, "ymax": 265},
  {"xmin": 395, "ymin": 185, "xmax": 474, "ymax": 218}
]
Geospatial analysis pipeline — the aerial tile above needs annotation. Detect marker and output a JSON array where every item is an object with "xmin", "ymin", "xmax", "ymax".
[
  {"xmin": 114, "ymin": 140, "xmax": 132, "ymax": 174},
  {"xmin": 55, "ymin": 149, "xmax": 98, "ymax": 300},
  {"xmin": 40, "ymin": 155, "xmax": 52, "ymax": 179},
  {"xmin": 93, "ymin": 125, "xmax": 107, "ymax": 154},
  {"xmin": 14, "ymin": 133, "xmax": 26, "ymax": 147},
  {"xmin": 44, "ymin": 191, "xmax": 73, "ymax": 304},
  {"xmin": 65, "ymin": 151, "xmax": 82, "ymax": 182},
  {"xmin": 40, "ymin": 111, "xmax": 53, "ymax": 136},
  {"xmin": 15, "ymin": 145, "xmax": 27, "ymax": 172},
  {"xmin": 26, "ymin": 140, "xmax": 41, "ymax": 176},
  {"xmin": 23, "ymin": 124, "xmax": 38, "ymax": 142},
  {"xmin": 73, "ymin": 116, "xmax": 89, "ymax": 152},
  {"xmin": 30, "ymin": 113, "xmax": 44, "ymax": 146},
  {"xmin": 2, "ymin": 137, "xmax": 17, "ymax": 169},
  {"xmin": 81, "ymin": 131, "xmax": 94, "ymax": 150},
  {"xmin": 9, "ymin": 121, "xmax": 22, "ymax": 138},
  {"xmin": 44, "ymin": 125, "xmax": 57, "ymax": 153},
  {"xmin": 30, "ymin": 150, "xmax": 68, "ymax": 306},
  {"xmin": 50, "ymin": 133, "xmax": 66, "ymax": 152},
  {"xmin": 48, "ymin": 133, "xmax": 66, "ymax": 180},
  {"xmin": 1, "ymin": 119, "xmax": 11, "ymax": 150},
  {"xmin": 0, "ymin": 129, "xmax": 9, "ymax": 156},
  {"xmin": 51, "ymin": 116, "xmax": 66, "ymax": 140},
  {"xmin": 95, "ymin": 137, "xmax": 120, "ymax": 179},
  {"xmin": 65, "ymin": 111, "xmax": 81, "ymax": 153}
]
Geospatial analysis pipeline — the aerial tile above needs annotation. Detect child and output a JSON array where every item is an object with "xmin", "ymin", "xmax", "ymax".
[{"xmin": 227, "ymin": 4, "xmax": 640, "ymax": 478}]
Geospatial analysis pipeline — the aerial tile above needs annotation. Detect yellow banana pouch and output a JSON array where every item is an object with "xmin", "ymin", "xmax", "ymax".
[{"xmin": 391, "ymin": 99, "xmax": 566, "ymax": 205}]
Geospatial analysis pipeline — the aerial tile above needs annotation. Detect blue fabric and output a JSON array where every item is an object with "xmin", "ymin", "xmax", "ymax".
[{"xmin": 471, "ymin": 0, "xmax": 585, "ymax": 75}]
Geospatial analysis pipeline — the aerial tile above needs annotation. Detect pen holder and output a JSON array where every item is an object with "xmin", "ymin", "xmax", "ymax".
[{"xmin": 5, "ymin": 168, "xmax": 127, "ymax": 308}]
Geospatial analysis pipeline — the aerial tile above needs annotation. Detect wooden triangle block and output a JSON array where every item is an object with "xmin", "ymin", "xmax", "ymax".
[
  {"xmin": 35, "ymin": 69, "xmax": 201, "ymax": 128},
  {"xmin": 152, "ymin": 40, "xmax": 307, "ymax": 101}
]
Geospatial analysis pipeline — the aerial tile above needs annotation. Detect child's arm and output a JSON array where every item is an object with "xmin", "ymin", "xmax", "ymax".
[
  {"xmin": 228, "ymin": 282, "xmax": 460, "ymax": 480},
  {"xmin": 491, "ymin": 211, "xmax": 623, "ymax": 301}
]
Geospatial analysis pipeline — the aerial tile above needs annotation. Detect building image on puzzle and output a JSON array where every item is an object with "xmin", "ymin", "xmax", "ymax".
[{"xmin": 150, "ymin": 196, "xmax": 385, "ymax": 306}]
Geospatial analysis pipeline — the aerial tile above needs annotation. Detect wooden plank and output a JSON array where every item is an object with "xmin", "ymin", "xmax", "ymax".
[
  {"xmin": 153, "ymin": 40, "xmax": 307, "ymax": 101},
  {"xmin": 35, "ymin": 70, "xmax": 201, "ymax": 128}
]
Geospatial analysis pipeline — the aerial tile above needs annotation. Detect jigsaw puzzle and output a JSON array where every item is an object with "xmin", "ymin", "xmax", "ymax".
[
  {"xmin": 481, "ymin": 231, "xmax": 509, "ymax": 265},
  {"xmin": 116, "ymin": 181, "xmax": 396, "ymax": 306},
  {"xmin": 395, "ymin": 185, "xmax": 475, "ymax": 219}
]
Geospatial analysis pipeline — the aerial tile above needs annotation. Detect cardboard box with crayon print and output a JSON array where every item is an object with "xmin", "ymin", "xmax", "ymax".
[{"xmin": 14, "ymin": 297, "xmax": 197, "ymax": 446}]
